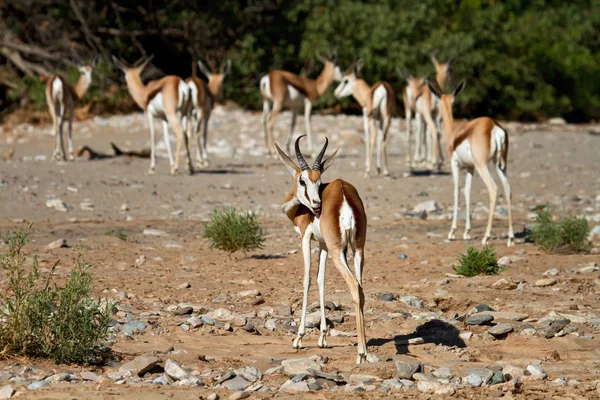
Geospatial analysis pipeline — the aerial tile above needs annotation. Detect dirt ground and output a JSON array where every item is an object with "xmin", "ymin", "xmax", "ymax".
[{"xmin": 1, "ymin": 108, "xmax": 600, "ymax": 399}]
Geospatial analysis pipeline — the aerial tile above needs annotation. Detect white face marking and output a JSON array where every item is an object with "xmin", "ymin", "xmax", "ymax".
[
  {"xmin": 334, "ymin": 74, "xmax": 355, "ymax": 99},
  {"xmin": 297, "ymin": 170, "xmax": 322, "ymax": 213},
  {"xmin": 333, "ymin": 65, "xmax": 343, "ymax": 82}
]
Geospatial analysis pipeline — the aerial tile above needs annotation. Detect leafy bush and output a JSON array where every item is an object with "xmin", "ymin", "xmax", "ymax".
[
  {"xmin": 0, "ymin": 227, "xmax": 113, "ymax": 364},
  {"xmin": 105, "ymin": 230, "xmax": 128, "ymax": 241},
  {"xmin": 452, "ymin": 246, "xmax": 502, "ymax": 277},
  {"xmin": 204, "ymin": 208, "xmax": 267, "ymax": 254},
  {"xmin": 527, "ymin": 209, "xmax": 591, "ymax": 253}
]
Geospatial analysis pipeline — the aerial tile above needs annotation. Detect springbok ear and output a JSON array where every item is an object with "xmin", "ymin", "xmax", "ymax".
[
  {"xmin": 397, "ymin": 68, "xmax": 413, "ymax": 82},
  {"xmin": 274, "ymin": 142, "xmax": 300, "ymax": 176},
  {"xmin": 197, "ymin": 60, "xmax": 212, "ymax": 78},
  {"xmin": 446, "ymin": 55, "xmax": 458, "ymax": 69},
  {"xmin": 429, "ymin": 49, "xmax": 440, "ymax": 67},
  {"xmin": 425, "ymin": 79, "xmax": 442, "ymax": 99},
  {"xmin": 111, "ymin": 55, "xmax": 127, "ymax": 72},
  {"xmin": 320, "ymin": 148, "xmax": 340, "ymax": 172},
  {"xmin": 221, "ymin": 59, "xmax": 232, "ymax": 76},
  {"xmin": 453, "ymin": 80, "xmax": 466, "ymax": 98},
  {"xmin": 138, "ymin": 54, "xmax": 154, "ymax": 74},
  {"xmin": 90, "ymin": 55, "xmax": 99, "ymax": 69},
  {"xmin": 354, "ymin": 58, "xmax": 364, "ymax": 75}
]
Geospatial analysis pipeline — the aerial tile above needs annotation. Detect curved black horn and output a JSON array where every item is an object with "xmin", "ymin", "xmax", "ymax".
[
  {"xmin": 295, "ymin": 135, "xmax": 309, "ymax": 171},
  {"xmin": 313, "ymin": 137, "xmax": 329, "ymax": 171}
]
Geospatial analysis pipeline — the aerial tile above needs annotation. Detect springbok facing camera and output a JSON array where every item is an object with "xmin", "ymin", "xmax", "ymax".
[
  {"xmin": 45, "ymin": 57, "xmax": 98, "ymax": 161},
  {"xmin": 334, "ymin": 59, "xmax": 397, "ymax": 177},
  {"xmin": 112, "ymin": 55, "xmax": 193, "ymax": 175},
  {"xmin": 185, "ymin": 58, "xmax": 231, "ymax": 168},
  {"xmin": 275, "ymin": 135, "xmax": 370, "ymax": 364},
  {"xmin": 425, "ymin": 79, "xmax": 514, "ymax": 246},
  {"xmin": 260, "ymin": 49, "xmax": 342, "ymax": 158}
]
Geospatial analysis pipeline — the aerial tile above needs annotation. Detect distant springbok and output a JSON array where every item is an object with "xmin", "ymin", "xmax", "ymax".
[
  {"xmin": 45, "ymin": 57, "xmax": 98, "ymax": 161},
  {"xmin": 260, "ymin": 49, "xmax": 342, "ymax": 157},
  {"xmin": 334, "ymin": 59, "xmax": 397, "ymax": 177},
  {"xmin": 112, "ymin": 55, "xmax": 193, "ymax": 175},
  {"xmin": 185, "ymin": 58, "xmax": 231, "ymax": 168},
  {"xmin": 275, "ymin": 135, "xmax": 371, "ymax": 363},
  {"xmin": 426, "ymin": 79, "xmax": 513, "ymax": 246}
]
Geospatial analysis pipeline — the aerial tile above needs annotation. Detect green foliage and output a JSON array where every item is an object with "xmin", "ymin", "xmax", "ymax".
[
  {"xmin": 452, "ymin": 245, "xmax": 502, "ymax": 277},
  {"xmin": 204, "ymin": 208, "xmax": 267, "ymax": 254},
  {"xmin": 105, "ymin": 230, "xmax": 128, "ymax": 241},
  {"xmin": 0, "ymin": 227, "xmax": 113, "ymax": 364},
  {"xmin": 2, "ymin": 0, "xmax": 600, "ymax": 121},
  {"xmin": 527, "ymin": 209, "xmax": 591, "ymax": 254}
]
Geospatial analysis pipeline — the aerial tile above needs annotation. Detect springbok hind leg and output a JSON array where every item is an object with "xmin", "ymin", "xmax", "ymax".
[
  {"xmin": 475, "ymin": 163, "xmax": 498, "ymax": 245},
  {"xmin": 496, "ymin": 163, "xmax": 514, "ymax": 246},
  {"xmin": 317, "ymin": 243, "xmax": 328, "ymax": 348}
]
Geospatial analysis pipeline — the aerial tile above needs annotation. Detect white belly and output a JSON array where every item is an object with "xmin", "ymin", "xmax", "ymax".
[
  {"xmin": 453, "ymin": 139, "xmax": 475, "ymax": 167},
  {"xmin": 260, "ymin": 76, "xmax": 306, "ymax": 109},
  {"xmin": 147, "ymin": 93, "xmax": 166, "ymax": 120},
  {"xmin": 310, "ymin": 217, "xmax": 323, "ymax": 242}
]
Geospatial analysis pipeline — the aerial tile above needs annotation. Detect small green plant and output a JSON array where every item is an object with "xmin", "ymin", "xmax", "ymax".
[
  {"xmin": 105, "ymin": 230, "xmax": 127, "ymax": 240},
  {"xmin": 527, "ymin": 209, "xmax": 591, "ymax": 253},
  {"xmin": 452, "ymin": 245, "xmax": 502, "ymax": 277},
  {"xmin": 0, "ymin": 227, "xmax": 113, "ymax": 364},
  {"xmin": 204, "ymin": 208, "xmax": 267, "ymax": 254}
]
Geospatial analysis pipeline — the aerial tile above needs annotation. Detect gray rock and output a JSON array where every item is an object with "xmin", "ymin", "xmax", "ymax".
[
  {"xmin": 80, "ymin": 371, "xmax": 102, "ymax": 382},
  {"xmin": 174, "ymin": 306, "xmax": 193, "ymax": 316},
  {"xmin": 46, "ymin": 239, "xmax": 67, "ymax": 250},
  {"xmin": 416, "ymin": 381, "xmax": 441, "ymax": 393},
  {"xmin": 304, "ymin": 311, "xmax": 321, "ymax": 328},
  {"xmin": 398, "ymin": 253, "xmax": 408, "ymax": 260},
  {"xmin": 399, "ymin": 296, "xmax": 424, "ymax": 309},
  {"xmin": 221, "ymin": 376, "xmax": 250, "ymax": 390},
  {"xmin": 535, "ymin": 278, "xmax": 558, "ymax": 287},
  {"xmin": 187, "ymin": 316, "xmax": 203, "ymax": 328},
  {"xmin": 544, "ymin": 319, "xmax": 570, "ymax": 338},
  {"xmin": 291, "ymin": 373, "xmax": 308, "ymax": 382},
  {"xmin": 378, "ymin": 293, "xmax": 394, "ymax": 302},
  {"xmin": 502, "ymin": 364, "xmax": 526, "ymax": 379},
  {"xmin": 279, "ymin": 380, "xmax": 310, "ymax": 392},
  {"xmin": 393, "ymin": 355, "xmax": 422, "ymax": 379},
  {"xmin": 465, "ymin": 368, "xmax": 494, "ymax": 384},
  {"xmin": 207, "ymin": 308, "xmax": 247, "ymax": 327},
  {"xmin": 228, "ymin": 392, "xmax": 250, "ymax": 400},
  {"xmin": 206, "ymin": 394, "xmax": 219, "ymax": 400},
  {"xmin": 466, "ymin": 314, "xmax": 494, "ymax": 325},
  {"xmin": 591, "ymin": 225, "xmax": 600, "ymax": 237},
  {"xmin": 0, "ymin": 385, "xmax": 15, "ymax": 399},
  {"xmin": 281, "ymin": 358, "xmax": 322, "ymax": 376},
  {"xmin": 177, "ymin": 282, "xmax": 191, "ymax": 290},
  {"xmin": 201, "ymin": 316, "xmax": 215, "ymax": 325},
  {"xmin": 46, "ymin": 198, "xmax": 68, "ymax": 212},
  {"xmin": 175, "ymin": 376, "xmax": 202, "ymax": 386},
  {"xmin": 466, "ymin": 374, "xmax": 483, "ymax": 387},
  {"xmin": 264, "ymin": 318, "xmax": 280, "ymax": 331},
  {"xmin": 143, "ymin": 228, "xmax": 167, "ymax": 236},
  {"xmin": 413, "ymin": 200, "xmax": 440, "ymax": 213},
  {"xmin": 122, "ymin": 321, "xmax": 146, "ymax": 333},
  {"xmin": 234, "ymin": 366, "xmax": 262, "ymax": 382},
  {"xmin": 152, "ymin": 374, "xmax": 172, "ymax": 385},
  {"xmin": 432, "ymin": 367, "xmax": 452, "ymax": 379},
  {"xmin": 470, "ymin": 304, "xmax": 494, "ymax": 314},
  {"xmin": 492, "ymin": 278, "xmax": 518, "ymax": 290},
  {"xmin": 492, "ymin": 370, "xmax": 505, "ymax": 384},
  {"xmin": 119, "ymin": 355, "xmax": 160, "ymax": 376},
  {"xmin": 237, "ymin": 289, "xmax": 260, "ymax": 297},
  {"xmin": 164, "ymin": 359, "xmax": 189, "ymax": 380},
  {"xmin": 543, "ymin": 268, "xmax": 560, "ymax": 276},
  {"xmin": 488, "ymin": 323, "xmax": 514, "ymax": 337},
  {"xmin": 527, "ymin": 364, "xmax": 548, "ymax": 380},
  {"xmin": 27, "ymin": 380, "xmax": 50, "ymax": 390},
  {"xmin": 477, "ymin": 311, "xmax": 529, "ymax": 321}
]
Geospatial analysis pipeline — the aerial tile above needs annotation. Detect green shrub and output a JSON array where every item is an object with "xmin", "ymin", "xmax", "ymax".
[
  {"xmin": 0, "ymin": 227, "xmax": 113, "ymax": 364},
  {"xmin": 105, "ymin": 230, "xmax": 127, "ymax": 240},
  {"xmin": 452, "ymin": 246, "xmax": 502, "ymax": 277},
  {"xmin": 527, "ymin": 209, "xmax": 591, "ymax": 253},
  {"xmin": 204, "ymin": 208, "xmax": 267, "ymax": 254}
]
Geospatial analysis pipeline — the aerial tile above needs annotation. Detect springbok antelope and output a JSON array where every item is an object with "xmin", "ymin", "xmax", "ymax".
[
  {"xmin": 403, "ymin": 51, "xmax": 456, "ymax": 171},
  {"xmin": 260, "ymin": 50, "xmax": 342, "ymax": 158},
  {"xmin": 275, "ymin": 135, "xmax": 370, "ymax": 364},
  {"xmin": 397, "ymin": 69, "xmax": 424, "ymax": 168},
  {"xmin": 425, "ymin": 79, "xmax": 514, "ymax": 246},
  {"xmin": 334, "ymin": 59, "xmax": 397, "ymax": 177},
  {"xmin": 185, "ymin": 58, "xmax": 231, "ymax": 168},
  {"xmin": 112, "ymin": 55, "xmax": 193, "ymax": 175},
  {"xmin": 45, "ymin": 57, "xmax": 98, "ymax": 161}
]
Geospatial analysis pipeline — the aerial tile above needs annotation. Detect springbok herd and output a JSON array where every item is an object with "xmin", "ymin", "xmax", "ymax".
[{"xmin": 44, "ymin": 49, "xmax": 514, "ymax": 363}]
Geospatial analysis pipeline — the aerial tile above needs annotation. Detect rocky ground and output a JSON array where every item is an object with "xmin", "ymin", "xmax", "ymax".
[{"xmin": 1, "ymin": 108, "xmax": 600, "ymax": 399}]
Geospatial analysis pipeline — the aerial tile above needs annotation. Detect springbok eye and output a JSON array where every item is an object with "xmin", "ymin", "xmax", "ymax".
[
  {"xmin": 343, "ymin": 79, "xmax": 348, "ymax": 84},
  {"xmin": 299, "ymin": 179, "xmax": 305, "ymax": 187}
]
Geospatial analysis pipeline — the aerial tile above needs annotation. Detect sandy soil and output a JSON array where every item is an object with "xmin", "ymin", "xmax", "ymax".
[{"xmin": 1, "ymin": 109, "xmax": 600, "ymax": 399}]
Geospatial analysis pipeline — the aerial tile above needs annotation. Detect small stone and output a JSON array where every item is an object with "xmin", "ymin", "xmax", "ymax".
[
  {"xmin": 465, "ymin": 368, "xmax": 494, "ymax": 384},
  {"xmin": 304, "ymin": 311, "xmax": 321, "ymax": 328},
  {"xmin": 498, "ymin": 256, "xmax": 512, "ymax": 266},
  {"xmin": 120, "ymin": 203, "xmax": 129, "ymax": 211},
  {"xmin": 119, "ymin": 355, "xmax": 160, "ymax": 376},
  {"xmin": 544, "ymin": 319, "xmax": 571, "ymax": 338},
  {"xmin": 80, "ymin": 371, "xmax": 101, "ymax": 382},
  {"xmin": 177, "ymin": 282, "xmax": 191, "ymax": 290},
  {"xmin": 237, "ymin": 289, "xmax": 260, "ymax": 297},
  {"xmin": 165, "ymin": 359, "xmax": 189, "ymax": 380},
  {"xmin": 393, "ymin": 355, "xmax": 422, "ymax": 379},
  {"xmin": 143, "ymin": 228, "xmax": 167, "ymax": 236},
  {"xmin": 459, "ymin": 331, "xmax": 473, "ymax": 340},
  {"xmin": 470, "ymin": 304, "xmax": 494, "ymax": 314},
  {"xmin": 492, "ymin": 370, "xmax": 505, "ymax": 384},
  {"xmin": 187, "ymin": 316, "xmax": 203, "ymax": 328},
  {"xmin": 349, "ymin": 374, "xmax": 381, "ymax": 384},
  {"xmin": 398, "ymin": 253, "xmax": 408, "ymax": 260},
  {"xmin": 502, "ymin": 365, "xmax": 526, "ymax": 379},
  {"xmin": 548, "ymin": 117, "xmax": 566, "ymax": 125},
  {"xmin": 46, "ymin": 239, "xmax": 67, "ymax": 250},
  {"xmin": 416, "ymin": 381, "xmax": 441, "ymax": 393},
  {"xmin": 207, "ymin": 394, "xmax": 219, "ymax": 400},
  {"xmin": 0, "ymin": 385, "xmax": 15, "ymax": 399},
  {"xmin": 228, "ymin": 391, "xmax": 250, "ymax": 400},
  {"xmin": 488, "ymin": 323, "xmax": 514, "ymax": 338},
  {"xmin": 432, "ymin": 367, "xmax": 452, "ymax": 379},
  {"xmin": 492, "ymin": 278, "xmax": 517, "ymax": 290},
  {"xmin": 221, "ymin": 376, "xmax": 250, "ymax": 390},
  {"xmin": 27, "ymin": 380, "xmax": 50, "ymax": 390},
  {"xmin": 526, "ymin": 364, "xmax": 548, "ymax": 380},
  {"xmin": 466, "ymin": 314, "xmax": 494, "ymax": 325},
  {"xmin": 535, "ymin": 278, "xmax": 558, "ymax": 287},
  {"xmin": 399, "ymin": 295, "xmax": 424, "ymax": 309},
  {"xmin": 466, "ymin": 374, "xmax": 483, "ymax": 386},
  {"xmin": 478, "ymin": 311, "xmax": 529, "ymax": 321},
  {"xmin": 152, "ymin": 374, "xmax": 172, "ymax": 385},
  {"xmin": 543, "ymin": 268, "xmax": 560, "ymax": 276},
  {"xmin": 234, "ymin": 366, "xmax": 262, "ymax": 382},
  {"xmin": 281, "ymin": 358, "xmax": 322, "ymax": 376},
  {"xmin": 207, "ymin": 308, "xmax": 247, "ymax": 327},
  {"xmin": 280, "ymin": 379, "xmax": 310, "ymax": 392},
  {"xmin": 413, "ymin": 200, "xmax": 440, "ymax": 213},
  {"xmin": 174, "ymin": 306, "xmax": 193, "ymax": 316},
  {"xmin": 80, "ymin": 201, "xmax": 94, "ymax": 210},
  {"xmin": 122, "ymin": 321, "xmax": 146, "ymax": 333},
  {"xmin": 241, "ymin": 321, "xmax": 255, "ymax": 332},
  {"xmin": 378, "ymin": 293, "xmax": 394, "ymax": 302}
]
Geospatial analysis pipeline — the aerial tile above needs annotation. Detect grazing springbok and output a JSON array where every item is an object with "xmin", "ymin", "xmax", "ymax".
[
  {"xmin": 402, "ymin": 51, "xmax": 456, "ymax": 171},
  {"xmin": 185, "ymin": 58, "xmax": 231, "ymax": 168},
  {"xmin": 397, "ymin": 69, "xmax": 424, "ymax": 168},
  {"xmin": 425, "ymin": 79, "xmax": 514, "ymax": 246},
  {"xmin": 45, "ymin": 57, "xmax": 98, "ymax": 161},
  {"xmin": 334, "ymin": 59, "xmax": 397, "ymax": 177},
  {"xmin": 260, "ymin": 50, "xmax": 342, "ymax": 157},
  {"xmin": 112, "ymin": 55, "xmax": 193, "ymax": 175},
  {"xmin": 275, "ymin": 135, "xmax": 370, "ymax": 363}
]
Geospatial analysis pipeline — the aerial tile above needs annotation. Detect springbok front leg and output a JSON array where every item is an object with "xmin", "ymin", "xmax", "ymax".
[
  {"xmin": 317, "ymin": 242, "xmax": 328, "ymax": 348},
  {"xmin": 362, "ymin": 107, "xmax": 370, "ymax": 173},
  {"xmin": 293, "ymin": 229, "xmax": 312, "ymax": 349},
  {"xmin": 200, "ymin": 111, "xmax": 210, "ymax": 167},
  {"xmin": 380, "ymin": 116, "xmax": 392, "ymax": 177},
  {"xmin": 405, "ymin": 107, "xmax": 413, "ymax": 168},
  {"xmin": 67, "ymin": 107, "xmax": 74, "ymax": 160},
  {"xmin": 448, "ymin": 156, "xmax": 460, "ymax": 241},
  {"xmin": 475, "ymin": 162, "xmax": 498, "ymax": 245},
  {"xmin": 168, "ymin": 115, "xmax": 193, "ymax": 175},
  {"xmin": 262, "ymin": 100, "xmax": 271, "ymax": 155},
  {"xmin": 284, "ymin": 111, "xmax": 297, "ymax": 156},
  {"xmin": 463, "ymin": 168, "xmax": 474, "ymax": 240},
  {"xmin": 161, "ymin": 120, "xmax": 175, "ymax": 169},
  {"xmin": 267, "ymin": 103, "xmax": 282, "ymax": 158},
  {"xmin": 366, "ymin": 117, "xmax": 377, "ymax": 177},
  {"xmin": 147, "ymin": 113, "xmax": 157, "ymax": 174}
]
